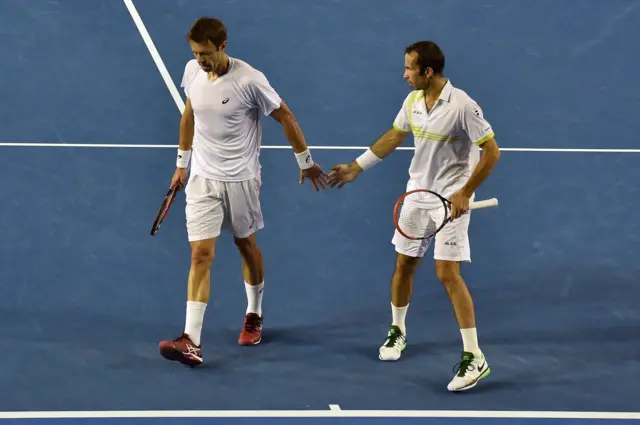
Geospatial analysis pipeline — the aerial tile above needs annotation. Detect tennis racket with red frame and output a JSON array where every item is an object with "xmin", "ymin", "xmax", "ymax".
[
  {"xmin": 393, "ymin": 189, "xmax": 498, "ymax": 241},
  {"xmin": 150, "ymin": 186, "xmax": 180, "ymax": 236}
]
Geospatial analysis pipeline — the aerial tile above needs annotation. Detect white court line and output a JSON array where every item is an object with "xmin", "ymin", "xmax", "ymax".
[
  {"xmin": 0, "ymin": 410, "xmax": 638, "ymax": 419},
  {"xmin": 122, "ymin": 0, "xmax": 185, "ymax": 114},
  {"xmin": 0, "ymin": 143, "xmax": 639, "ymax": 153},
  {"xmin": 329, "ymin": 405, "xmax": 342, "ymax": 411}
]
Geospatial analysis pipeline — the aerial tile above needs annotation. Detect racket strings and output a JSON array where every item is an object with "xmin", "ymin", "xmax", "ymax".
[{"xmin": 396, "ymin": 191, "xmax": 447, "ymax": 240}]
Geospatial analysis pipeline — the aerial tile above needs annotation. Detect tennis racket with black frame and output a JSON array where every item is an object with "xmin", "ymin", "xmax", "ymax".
[
  {"xmin": 150, "ymin": 185, "xmax": 180, "ymax": 236},
  {"xmin": 393, "ymin": 189, "xmax": 498, "ymax": 241}
]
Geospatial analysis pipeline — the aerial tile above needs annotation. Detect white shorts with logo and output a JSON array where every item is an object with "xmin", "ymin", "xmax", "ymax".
[
  {"xmin": 185, "ymin": 174, "xmax": 263, "ymax": 241},
  {"xmin": 391, "ymin": 204, "xmax": 471, "ymax": 262}
]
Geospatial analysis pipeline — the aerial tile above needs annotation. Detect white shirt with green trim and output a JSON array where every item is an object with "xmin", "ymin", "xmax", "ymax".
[{"xmin": 393, "ymin": 80, "xmax": 495, "ymax": 205}]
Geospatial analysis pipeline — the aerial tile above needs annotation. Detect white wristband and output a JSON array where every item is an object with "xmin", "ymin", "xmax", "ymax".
[
  {"xmin": 295, "ymin": 149, "xmax": 314, "ymax": 169},
  {"xmin": 176, "ymin": 149, "xmax": 191, "ymax": 168},
  {"xmin": 355, "ymin": 148, "xmax": 382, "ymax": 171}
]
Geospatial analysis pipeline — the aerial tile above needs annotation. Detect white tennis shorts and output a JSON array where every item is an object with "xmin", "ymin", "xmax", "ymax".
[
  {"xmin": 392, "ymin": 204, "xmax": 471, "ymax": 262},
  {"xmin": 185, "ymin": 174, "xmax": 263, "ymax": 241}
]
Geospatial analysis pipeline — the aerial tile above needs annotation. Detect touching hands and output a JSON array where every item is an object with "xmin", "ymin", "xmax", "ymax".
[
  {"xmin": 326, "ymin": 162, "xmax": 363, "ymax": 189},
  {"xmin": 300, "ymin": 163, "xmax": 329, "ymax": 191}
]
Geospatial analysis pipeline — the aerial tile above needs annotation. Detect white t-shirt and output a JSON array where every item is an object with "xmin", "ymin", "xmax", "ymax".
[
  {"xmin": 393, "ymin": 80, "xmax": 495, "ymax": 206},
  {"xmin": 181, "ymin": 57, "xmax": 282, "ymax": 182}
]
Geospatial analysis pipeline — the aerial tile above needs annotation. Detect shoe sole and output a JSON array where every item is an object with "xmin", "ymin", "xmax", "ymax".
[
  {"xmin": 378, "ymin": 352, "xmax": 401, "ymax": 361},
  {"xmin": 238, "ymin": 335, "xmax": 262, "ymax": 346},
  {"xmin": 449, "ymin": 367, "xmax": 491, "ymax": 392},
  {"xmin": 159, "ymin": 346, "xmax": 202, "ymax": 367},
  {"xmin": 378, "ymin": 343, "xmax": 406, "ymax": 361}
]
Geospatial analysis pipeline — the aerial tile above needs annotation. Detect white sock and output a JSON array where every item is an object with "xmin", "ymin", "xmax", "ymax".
[
  {"xmin": 460, "ymin": 328, "xmax": 482, "ymax": 358},
  {"xmin": 245, "ymin": 281, "xmax": 264, "ymax": 316},
  {"xmin": 391, "ymin": 302, "xmax": 408, "ymax": 335},
  {"xmin": 184, "ymin": 301, "xmax": 207, "ymax": 346}
]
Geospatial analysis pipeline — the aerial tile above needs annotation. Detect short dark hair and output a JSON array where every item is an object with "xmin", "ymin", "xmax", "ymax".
[
  {"xmin": 405, "ymin": 41, "xmax": 445, "ymax": 75},
  {"xmin": 187, "ymin": 17, "xmax": 227, "ymax": 47}
]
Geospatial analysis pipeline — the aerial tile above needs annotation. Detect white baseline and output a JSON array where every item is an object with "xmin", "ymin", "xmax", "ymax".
[{"xmin": 0, "ymin": 409, "xmax": 638, "ymax": 419}]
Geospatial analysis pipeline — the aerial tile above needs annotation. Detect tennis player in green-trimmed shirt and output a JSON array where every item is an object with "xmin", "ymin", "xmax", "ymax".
[{"xmin": 327, "ymin": 40, "xmax": 501, "ymax": 392}]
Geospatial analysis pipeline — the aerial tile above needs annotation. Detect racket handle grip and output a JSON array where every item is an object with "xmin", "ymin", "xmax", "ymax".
[{"xmin": 469, "ymin": 198, "xmax": 499, "ymax": 210}]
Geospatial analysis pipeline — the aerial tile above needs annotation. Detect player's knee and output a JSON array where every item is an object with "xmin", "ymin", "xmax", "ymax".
[
  {"xmin": 191, "ymin": 241, "xmax": 215, "ymax": 265},
  {"xmin": 234, "ymin": 234, "xmax": 260, "ymax": 255},
  {"xmin": 435, "ymin": 261, "xmax": 461, "ymax": 288},
  {"xmin": 394, "ymin": 253, "xmax": 420, "ymax": 279}
]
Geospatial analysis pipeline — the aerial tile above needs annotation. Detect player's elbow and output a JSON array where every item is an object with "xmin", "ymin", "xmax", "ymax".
[
  {"xmin": 488, "ymin": 145, "xmax": 501, "ymax": 164},
  {"xmin": 280, "ymin": 110, "xmax": 297, "ymax": 128}
]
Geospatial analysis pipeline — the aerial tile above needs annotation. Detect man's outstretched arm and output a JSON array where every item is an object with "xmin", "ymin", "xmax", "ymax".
[{"xmin": 327, "ymin": 127, "xmax": 410, "ymax": 188}]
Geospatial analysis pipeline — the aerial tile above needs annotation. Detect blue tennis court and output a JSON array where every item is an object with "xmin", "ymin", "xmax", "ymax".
[{"xmin": 0, "ymin": 0, "xmax": 639, "ymax": 423}]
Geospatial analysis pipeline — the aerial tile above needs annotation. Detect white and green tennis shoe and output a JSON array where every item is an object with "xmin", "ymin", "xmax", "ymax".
[
  {"xmin": 447, "ymin": 351, "xmax": 491, "ymax": 391},
  {"xmin": 378, "ymin": 325, "xmax": 407, "ymax": 361}
]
